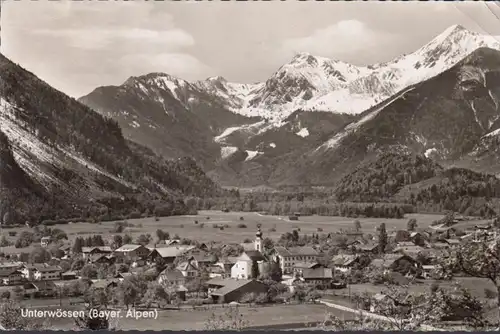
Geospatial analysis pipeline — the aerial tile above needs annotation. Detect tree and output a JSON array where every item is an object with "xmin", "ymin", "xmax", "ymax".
[
  {"xmin": 141, "ymin": 282, "xmax": 169, "ymax": 308},
  {"xmin": 204, "ymin": 306, "xmax": 249, "ymax": 330},
  {"xmin": 0, "ymin": 300, "xmax": 47, "ymax": 329},
  {"xmin": 80, "ymin": 264, "xmax": 98, "ymax": 279},
  {"xmin": 136, "ymin": 234, "xmax": 151, "ymax": 245},
  {"xmin": 268, "ymin": 260, "xmax": 282, "ymax": 282},
  {"xmin": 251, "ymin": 261, "xmax": 259, "ymax": 279},
  {"xmin": 112, "ymin": 235, "xmax": 123, "ymax": 249},
  {"xmin": 407, "ymin": 218, "xmax": 417, "ymax": 232},
  {"xmin": 123, "ymin": 234, "xmax": 132, "ymax": 245},
  {"xmin": 29, "ymin": 247, "xmax": 51, "ymax": 263},
  {"xmin": 378, "ymin": 223, "xmax": 388, "ymax": 254},
  {"xmin": 117, "ymin": 278, "xmax": 140, "ymax": 309},
  {"xmin": 72, "ymin": 237, "xmax": 83, "ymax": 254},
  {"xmin": 446, "ymin": 236, "xmax": 500, "ymax": 327},
  {"xmin": 353, "ymin": 220, "xmax": 362, "ymax": 232},
  {"xmin": 156, "ymin": 229, "xmax": 169, "ymax": 242}
]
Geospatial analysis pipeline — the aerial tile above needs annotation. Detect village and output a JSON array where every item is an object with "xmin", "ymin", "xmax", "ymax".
[{"xmin": 0, "ymin": 210, "xmax": 495, "ymax": 330}]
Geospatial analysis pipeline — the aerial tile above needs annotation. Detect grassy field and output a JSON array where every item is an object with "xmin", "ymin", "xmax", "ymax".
[
  {"xmin": 0, "ymin": 210, "xmax": 488, "ymax": 252},
  {"xmin": 41, "ymin": 303, "xmax": 354, "ymax": 330}
]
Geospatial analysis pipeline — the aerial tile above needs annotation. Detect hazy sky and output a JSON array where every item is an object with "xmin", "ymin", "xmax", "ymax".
[{"xmin": 2, "ymin": 1, "xmax": 500, "ymax": 98}]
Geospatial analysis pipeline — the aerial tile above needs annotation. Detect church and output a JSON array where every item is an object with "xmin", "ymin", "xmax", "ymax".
[{"xmin": 230, "ymin": 228, "xmax": 268, "ymax": 279}]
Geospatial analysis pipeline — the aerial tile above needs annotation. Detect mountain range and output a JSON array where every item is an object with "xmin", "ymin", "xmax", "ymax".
[{"xmin": 78, "ymin": 25, "xmax": 500, "ymax": 188}]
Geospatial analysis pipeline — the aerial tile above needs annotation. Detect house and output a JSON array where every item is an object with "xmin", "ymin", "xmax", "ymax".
[
  {"xmin": 371, "ymin": 254, "xmax": 419, "ymax": 274},
  {"xmin": 421, "ymin": 265, "xmax": 437, "ymax": 279},
  {"xmin": 41, "ymin": 236, "xmax": 51, "ymax": 247},
  {"xmin": 208, "ymin": 265, "xmax": 227, "ymax": 279},
  {"xmin": 355, "ymin": 243, "xmax": 379, "ymax": 254},
  {"xmin": 114, "ymin": 244, "xmax": 150, "ymax": 259},
  {"xmin": 292, "ymin": 262, "xmax": 323, "ymax": 275},
  {"xmin": 207, "ymin": 278, "xmax": 268, "ymax": 304},
  {"xmin": 157, "ymin": 269, "xmax": 186, "ymax": 287},
  {"xmin": 273, "ymin": 246, "xmax": 320, "ymax": 274},
  {"xmin": 393, "ymin": 245, "xmax": 425, "ymax": 258},
  {"xmin": 176, "ymin": 260, "xmax": 199, "ymax": 279},
  {"xmin": 33, "ymin": 265, "xmax": 62, "ymax": 281},
  {"xmin": 301, "ymin": 267, "xmax": 333, "ymax": 286},
  {"xmin": 444, "ymin": 239, "xmax": 461, "ymax": 247},
  {"xmin": 0, "ymin": 268, "xmax": 24, "ymax": 285},
  {"xmin": 23, "ymin": 281, "xmax": 58, "ymax": 297},
  {"xmin": 157, "ymin": 239, "xmax": 181, "ymax": 247},
  {"xmin": 88, "ymin": 254, "xmax": 115, "ymax": 265},
  {"xmin": 410, "ymin": 232, "xmax": 427, "ymax": 247},
  {"xmin": 213, "ymin": 257, "xmax": 238, "ymax": 277},
  {"xmin": 91, "ymin": 279, "xmax": 119, "ymax": 290},
  {"xmin": 82, "ymin": 246, "xmax": 112, "ymax": 259},
  {"xmin": 186, "ymin": 252, "xmax": 217, "ymax": 268},
  {"xmin": 231, "ymin": 251, "xmax": 266, "ymax": 279},
  {"xmin": 61, "ymin": 271, "xmax": 77, "ymax": 280},
  {"xmin": 147, "ymin": 246, "xmax": 195, "ymax": 264},
  {"xmin": 331, "ymin": 255, "xmax": 362, "ymax": 272}
]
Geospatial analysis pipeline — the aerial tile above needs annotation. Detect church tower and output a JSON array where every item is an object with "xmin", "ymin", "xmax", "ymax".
[{"xmin": 254, "ymin": 227, "xmax": 263, "ymax": 252}]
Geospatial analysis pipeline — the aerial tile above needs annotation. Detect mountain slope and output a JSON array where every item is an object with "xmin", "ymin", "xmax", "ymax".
[
  {"xmin": 79, "ymin": 73, "xmax": 259, "ymax": 169},
  {"xmin": 0, "ymin": 54, "xmax": 221, "ymax": 223},
  {"xmin": 294, "ymin": 47, "xmax": 500, "ymax": 185}
]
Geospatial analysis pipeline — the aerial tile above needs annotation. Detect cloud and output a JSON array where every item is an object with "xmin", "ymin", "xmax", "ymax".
[
  {"xmin": 281, "ymin": 20, "xmax": 398, "ymax": 62},
  {"xmin": 32, "ymin": 28, "xmax": 195, "ymax": 51}
]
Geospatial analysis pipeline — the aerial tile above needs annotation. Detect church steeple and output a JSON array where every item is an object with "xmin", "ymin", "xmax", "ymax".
[{"xmin": 255, "ymin": 227, "xmax": 263, "ymax": 252}]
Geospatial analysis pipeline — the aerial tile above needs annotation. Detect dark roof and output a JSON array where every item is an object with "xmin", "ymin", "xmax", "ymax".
[
  {"xmin": 302, "ymin": 268, "xmax": 333, "ymax": 280},
  {"xmin": 0, "ymin": 268, "xmax": 21, "ymax": 277},
  {"xmin": 209, "ymin": 279, "xmax": 256, "ymax": 296},
  {"xmin": 371, "ymin": 254, "xmax": 415, "ymax": 268},
  {"xmin": 274, "ymin": 246, "xmax": 319, "ymax": 257},
  {"xmin": 34, "ymin": 265, "xmax": 62, "ymax": 273},
  {"xmin": 240, "ymin": 250, "xmax": 266, "ymax": 262},
  {"xmin": 25, "ymin": 280, "xmax": 57, "ymax": 290},
  {"xmin": 82, "ymin": 246, "xmax": 112, "ymax": 253}
]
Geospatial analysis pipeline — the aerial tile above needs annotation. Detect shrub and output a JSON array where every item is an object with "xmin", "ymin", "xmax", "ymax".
[
  {"xmin": 317, "ymin": 228, "xmax": 323, "ymax": 232},
  {"xmin": 219, "ymin": 227, "xmax": 224, "ymax": 231},
  {"xmin": 243, "ymin": 238, "xmax": 252, "ymax": 243},
  {"xmin": 206, "ymin": 217, "xmax": 210, "ymax": 220},
  {"xmin": 154, "ymin": 217, "xmax": 160, "ymax": 222},
  {"xmin": 237, "ymin": 223, "xmax": 247, "ymax": 228},
  {"xmin": 199, "ymin": 223, "xmax": 205, "ymax": 228},
  {"xmin": 194, "ymin": 220, "xmax": 199, "ymax": 225},
  {"xmin": 240, "ymin": 217, "xmax": 244, "ymax": 221},
  {"xmin": 212, "ymin": 224, "xmax": 218, "ymax": 228},
  {"xmin": 268, "ymin": 227, "xmax": 276, "ymax": 232}
]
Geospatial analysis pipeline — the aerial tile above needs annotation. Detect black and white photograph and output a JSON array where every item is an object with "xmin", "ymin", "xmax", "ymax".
[{"xmin": 1, "ymin": 0, "xmax": 500, "ymax": 330}]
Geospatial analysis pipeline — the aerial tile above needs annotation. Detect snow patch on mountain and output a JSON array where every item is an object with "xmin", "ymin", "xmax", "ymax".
[
  {"xmin": 296, "ymin": 128, "xmax": 309, "ymax": 138},
  {"xmin": 245, "ymin": 150, "xmax": 262, "ymax": 161},
  {"xmin": 221, "ymin": 146, "xmax": 239, "ymax": 159}
]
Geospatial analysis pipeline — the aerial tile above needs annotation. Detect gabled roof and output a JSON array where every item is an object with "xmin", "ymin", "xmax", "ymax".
[
  {"xmin": 159, "ymin": 269, "xmax": 185, "ymax": 282},
  {"xmin": 238, "ymin": 250, "xmax": 266, "ymax": 262},
  {"xmin": 331, "ymin": 254, "xmax": 359, "ymax": 267},
  {"xmin": 115, "ymin": 244, "xmax": 144, "ymax": 252},
  {"xmin": 274, "ymin": 246, "xmax": 319, "ymax": 257},
  {"xmin": 151, "ymin": 246, "xmax": 195, "ymax": 258},
  {"xmin": 24, "ymin": 280, "xmax": 57, "ymax": 290},
  {"xmin": 209, "ymin": 279, "xmax": 255, "ymax": 296},
  {"xmin": 34, "ymin": 265, "xmax": 62, "ymax": 273},
  {"xmin": 293, "ymin": 262, "xmax": 321, "ymax": 269},
  {"xmin": 371, "ymin": 254, "xmax": 415, "ymax": 269},
  {"xmin": 82, "ymin": 246, "xmax": 112, "ymax": 253},
  {"xmin": 357, "ymin": 243, "xmax": 379, "ymax": 251},
  {"xmin": 177, "ymin": 261, "xmax": 198, "ymax": 272},
  {"xmin": 0, "ymin": 268, "xmax": 21, "ymax": 277}
]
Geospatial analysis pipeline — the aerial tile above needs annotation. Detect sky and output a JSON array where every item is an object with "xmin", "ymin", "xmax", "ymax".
[{"xmin": 2, "ymin": 1, "xmax": 500, "ymax": 98}]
